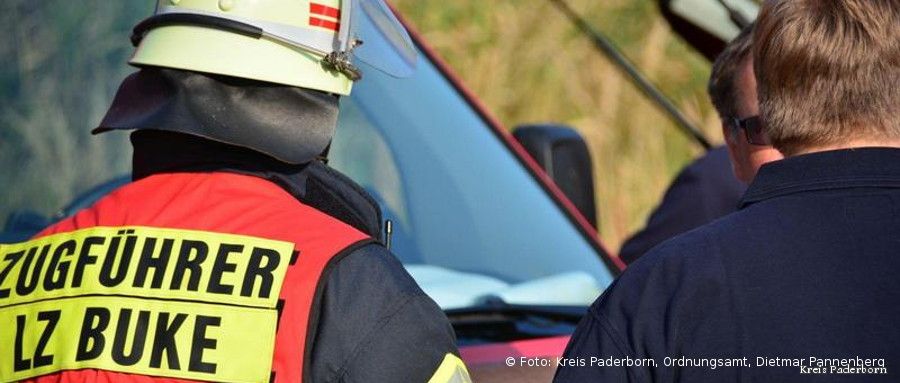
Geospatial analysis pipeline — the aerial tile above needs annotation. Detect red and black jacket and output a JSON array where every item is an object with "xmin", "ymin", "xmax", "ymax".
[{"xmin": 5, "ymin": 131, "xmax": 458, "ymax": 383}]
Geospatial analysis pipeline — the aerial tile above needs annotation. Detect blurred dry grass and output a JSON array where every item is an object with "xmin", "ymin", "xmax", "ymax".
[{"xmin": 393, "ymin": 0, "xmax": 724, "ymax": 251}]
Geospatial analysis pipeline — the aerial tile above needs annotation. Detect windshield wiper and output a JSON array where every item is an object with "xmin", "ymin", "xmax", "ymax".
[
  {"xmin": 446, "ymin": 303, "xmax": 587, "ymax": 323},
  {"xmin": 446, "ymin": 300, "xmax": 589, "ymax": 344}
]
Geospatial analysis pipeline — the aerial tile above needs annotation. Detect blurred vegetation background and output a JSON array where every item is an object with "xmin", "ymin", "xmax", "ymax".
[
  {"xmin": 0, "ymin": 0, "xmax": 721, "ymax": 252},
  {"xmin": 0, "ymin": 1, "xmax": 150, "ymax": 224},
  {"xmin": 393, "ymin": 0, "xmax": 722, "ymax": 250}
]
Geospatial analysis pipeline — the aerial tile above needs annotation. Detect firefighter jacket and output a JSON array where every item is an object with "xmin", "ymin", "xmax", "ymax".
[{"xmin": 0, "ymin": 130, "xmax": 465, "ymax": 383}]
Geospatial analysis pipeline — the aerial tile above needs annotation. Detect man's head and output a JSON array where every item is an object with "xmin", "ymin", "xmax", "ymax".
[
  {"xmin": 754, "ymin": 0, "xmax": 900, "ymax": 156},
  {"xmin": 708, "ymin": 24, "xmax": 783, "ymax": 183}
]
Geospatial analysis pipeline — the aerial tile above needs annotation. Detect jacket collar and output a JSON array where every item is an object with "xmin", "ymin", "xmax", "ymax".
[
  {"xmin": 131, "ymin": 129, "xmax": 383, "ymax": 238},
  {"xmin": 740, "ymin": 147, "xmax": 900, "ymax": 208}
]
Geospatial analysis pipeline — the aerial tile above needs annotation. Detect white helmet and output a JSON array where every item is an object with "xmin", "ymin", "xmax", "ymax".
[{"xmin": 129, "ymin": 0, "xmax": 417, "ymax": 95}]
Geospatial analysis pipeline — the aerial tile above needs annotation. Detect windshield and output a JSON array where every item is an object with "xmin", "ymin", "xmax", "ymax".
[{"xmin": 330, "ymin": 47, "xmax": 614, "ymax": 310}]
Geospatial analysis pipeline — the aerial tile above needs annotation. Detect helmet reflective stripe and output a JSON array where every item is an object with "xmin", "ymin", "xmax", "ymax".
[{"xmin": 309, "ymin": 3, "xmax": 340, "ymax": 31}]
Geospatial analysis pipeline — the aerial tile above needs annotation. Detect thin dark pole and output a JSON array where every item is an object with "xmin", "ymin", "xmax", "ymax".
[
  {"xmin": 549, "ymin": 0, "xmax": 713, "ymax": 150},
  {"xmin": 715, "ymin": 0, "xmax": 752, "ymax": 29}
]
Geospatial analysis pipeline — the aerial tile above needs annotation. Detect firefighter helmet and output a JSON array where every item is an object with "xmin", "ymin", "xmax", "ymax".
[{"xmin": 129, "ymin": 0, "xmax": 417, "ymax": 95}]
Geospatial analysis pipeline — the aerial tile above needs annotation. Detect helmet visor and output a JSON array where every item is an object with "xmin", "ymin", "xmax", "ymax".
[{"xmin": 351, "ymin": 0, "xmax": 417, "ymax": 78}]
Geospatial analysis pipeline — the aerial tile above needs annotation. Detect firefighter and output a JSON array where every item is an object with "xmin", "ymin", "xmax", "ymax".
[{"xmin": 0, "ymin": 1, "xmax": 469, "ymax": 382}]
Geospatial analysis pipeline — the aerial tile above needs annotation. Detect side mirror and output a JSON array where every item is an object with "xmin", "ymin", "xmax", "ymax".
[{"xmin": 512, "ymin": 124, "xmax": 597, "ymax": 229}]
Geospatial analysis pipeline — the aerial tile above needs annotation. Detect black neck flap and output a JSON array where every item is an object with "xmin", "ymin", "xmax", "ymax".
[{"xmin": 96, "ymin": 67, "xmax": 340, "ymax": 165}]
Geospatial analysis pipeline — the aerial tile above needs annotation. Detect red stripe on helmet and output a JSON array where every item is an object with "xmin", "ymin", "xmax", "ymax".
[
  {"xmin": 309, "ymin": 17, "xmax": 339, "ymax": 31},
  {"xmin": 310, "ymin": 3, "xmax": 341, "ymax": 19}
]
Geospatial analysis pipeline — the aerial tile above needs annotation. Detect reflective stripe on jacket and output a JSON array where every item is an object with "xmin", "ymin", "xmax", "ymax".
[{"xmin": 4, "ymin": 172, "xmax": 369, "ymax": 383}]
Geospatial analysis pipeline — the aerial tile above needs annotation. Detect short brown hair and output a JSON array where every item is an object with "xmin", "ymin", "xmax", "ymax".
[
  {"xmin": 754, "ymin": 0, "xmax": 900, "ymax": 155},
  {"xmin": 708, "ymin": 24, "xmax": 755, "ymax": 120}
]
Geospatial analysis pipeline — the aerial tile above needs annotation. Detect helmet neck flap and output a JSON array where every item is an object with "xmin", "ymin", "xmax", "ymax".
[{"xmin": 95, "ymin": 68, "xmax": 338, "ymax": 165}]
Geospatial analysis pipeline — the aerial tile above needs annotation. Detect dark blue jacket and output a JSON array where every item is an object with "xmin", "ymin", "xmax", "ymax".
[
  {"xmin": 556, "ymin": 148, "xmax": 900, "ymax": 382},
  {"xmin": 620, "ymin": 146, "xmax": 746, "ymax": 264}
]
